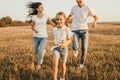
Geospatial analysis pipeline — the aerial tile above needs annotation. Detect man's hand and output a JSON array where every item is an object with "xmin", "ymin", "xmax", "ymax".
[{"xmin": 92, "ymin": 21, "xmax": 97, "ymax": 28}]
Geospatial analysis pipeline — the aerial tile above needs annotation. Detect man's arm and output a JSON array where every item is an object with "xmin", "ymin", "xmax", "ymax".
[
  {"xmin": 47, "ymin": 18, "xmax": 55, "ymax": 27},
  {"xmin": 66, "ymin": 15, "xmax": 72, "ymax": 27},
  {"xmin": 92, "ymin": 15, "xmax": 98, "ymax": 27}
]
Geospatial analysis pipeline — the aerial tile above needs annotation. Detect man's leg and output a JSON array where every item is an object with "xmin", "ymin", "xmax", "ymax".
[
  {"xmin": 72, "ymin": 32, "xmax": 79, "ymax": 57},
  {"xmin": 80, "ymin": 31, "xmax": 88, "ymax": 68}
]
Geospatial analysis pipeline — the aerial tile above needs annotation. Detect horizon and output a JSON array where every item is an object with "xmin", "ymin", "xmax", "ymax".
[{"xmin": 0, "ymin": 0, "xmax": 120, "ymax": 22}]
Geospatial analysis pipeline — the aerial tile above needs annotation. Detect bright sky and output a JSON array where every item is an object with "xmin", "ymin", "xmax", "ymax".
[{"xmin": 0, "ymin": 0, "xmax": 120, "ymax": 22}]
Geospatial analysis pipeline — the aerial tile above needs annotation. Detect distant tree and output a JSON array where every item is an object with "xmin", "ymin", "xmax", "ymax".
[
  {"xmin": 24, "ymin": 19, "xmax": 32, "ymax": 26},
  {"xmin": 0, "ymin": 16, "xmax": 12, "ymax": 27},
  {"xmin": 11, "ymin": 20, "xmax": 24, "ymax": 26}
]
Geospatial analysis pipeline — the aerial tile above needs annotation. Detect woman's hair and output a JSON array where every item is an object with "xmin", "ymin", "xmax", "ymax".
[
  {"xmin": 27, "ymin": 2, "xmax": 42, "ymax": 17},
  {"xmin": 56, "ymin": 12, "xmax": 66, "ymax": 20}
]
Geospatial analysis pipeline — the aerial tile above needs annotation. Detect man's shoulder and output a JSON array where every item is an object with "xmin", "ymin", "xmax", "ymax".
[
  {"xmin": 72, "ymin": 5, "xmax": 78, "ymax": 9},
  {"xmin": 84, "ymin": 5, "xmax": 90, "ymax": 9}
]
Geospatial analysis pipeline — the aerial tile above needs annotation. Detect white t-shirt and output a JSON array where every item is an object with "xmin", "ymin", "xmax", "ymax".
[
  {"xmin": 70, "ymin": 5, "xmax": 95, "ymax": 30},
  {"xmin": 53, "ymin": 26, "xmax": 73, "ymax": 45},
  {"xmin": 32, "ymin": 14, "xmax": 49, "ymax": 37}
]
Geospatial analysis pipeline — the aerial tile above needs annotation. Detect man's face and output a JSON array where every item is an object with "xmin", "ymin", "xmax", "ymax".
[{"xmin": 76, "ymin": 0, "xmax": 83, "ymax": 4}]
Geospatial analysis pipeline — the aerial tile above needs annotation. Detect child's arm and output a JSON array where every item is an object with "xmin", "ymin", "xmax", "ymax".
[
  {"xmin": 59, "ymin": 38, "xmax": 72, "ymax": 48},
  {"xmin": 47, "ymin": 18, "xmax": 56, "ymax": 27}
]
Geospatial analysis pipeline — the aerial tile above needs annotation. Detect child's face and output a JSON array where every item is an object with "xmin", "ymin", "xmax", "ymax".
[{"xmin": 56, "ymin": 15, "xmax": 65, "ymax": 28}]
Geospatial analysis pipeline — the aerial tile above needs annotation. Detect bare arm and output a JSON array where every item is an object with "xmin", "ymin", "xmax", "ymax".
[
  {"xmin": 59, "ymin": 38, "xmax": 72, "ymax": 48},
  {"xmin": 92, "ymin": 15, "xmax": 98, "ymax": 27},
  {"xmin": 47, "ymin": 18, "xmax": 55, "ymax": 27},
  {"xmin": 31, "ymin": 21, "xmax": 39, "ymax": 33},
  {"xmin": 66, "ymin": 15, "xmax": 72, "ymax": 27}
]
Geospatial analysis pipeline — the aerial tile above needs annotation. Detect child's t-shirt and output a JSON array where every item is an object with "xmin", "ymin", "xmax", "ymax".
[{"xmin": 53, "ymin": 26, "xmax": 73, "ymax": 45}]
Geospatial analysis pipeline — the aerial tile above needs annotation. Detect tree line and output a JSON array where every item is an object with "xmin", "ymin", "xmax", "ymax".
[
  {"xmin": 0, "ymin": 16, "xmax": 72, "ymax": 27},
  {"xmin": 0, "ymin": 16, "xmax": 31, "ymax": 27}
]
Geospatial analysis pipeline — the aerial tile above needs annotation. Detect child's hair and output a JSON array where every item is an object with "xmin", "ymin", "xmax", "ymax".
[
  {"xmin": 27, "ymin": 2, "xmax": 42, "ymax": 17},
  {"xmin": 56, "ymin": 12, "xmax": 66, "ymax": 20}
]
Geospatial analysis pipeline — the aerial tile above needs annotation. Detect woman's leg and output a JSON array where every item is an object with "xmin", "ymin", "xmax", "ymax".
[
  {"xmin": 33, "ymin": 37, "xmax": 39, "ymax": 54},
  {"xmin": 37, "ymin": 37, "xmax": 47, "ymax": 65}
]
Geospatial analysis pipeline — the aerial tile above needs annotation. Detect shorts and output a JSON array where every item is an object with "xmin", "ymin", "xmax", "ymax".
[{"xmin": 52, "ymin": 47, "xmax": 68, "ymax": 62}]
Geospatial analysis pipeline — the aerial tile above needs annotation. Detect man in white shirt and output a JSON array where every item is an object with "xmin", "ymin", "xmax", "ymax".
[{"xmin": 66, "ymin": 0, "xmax": 98, "ymax": 69}]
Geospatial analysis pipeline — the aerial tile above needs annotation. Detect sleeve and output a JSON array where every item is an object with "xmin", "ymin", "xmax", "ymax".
[
  {"xmin": 31, "ymin": 15, "xmax": 36, "ymax": 21},
  {"xmin": 69, "ymin": 6, "xmax": 74, "ymax": 15},
  {"xmin": 87, "ymin": 6, "xmax": 96, "ymax": 17},
  {"xmin": 66, "ymin": 27, "xmax": 73, "ymax": 39},
  {"xmin": 45, "ymin": 14, "xmax": 50, "ymax": 19}
]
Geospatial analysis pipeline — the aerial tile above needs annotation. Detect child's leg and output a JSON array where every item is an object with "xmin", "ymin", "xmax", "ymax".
[
  {"xmin": 53, "ymin": 50, "xmax": 60, "ymax": 80},
  {"xmin": 60, "ymin": 48, "xmax": 68, "ymax": 79},
  {"xmin": 61, "ymin": 62, "xmax": 66, "ymax": 78}
]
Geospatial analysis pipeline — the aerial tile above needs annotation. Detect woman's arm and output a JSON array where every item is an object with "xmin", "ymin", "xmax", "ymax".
[
  {"xmin": 47, "ymin": 18, "xmax": 55, "ymax": 27},
  {"xmin": 31, "ymin": 21, "xmax": 39, "ymax": 33}
]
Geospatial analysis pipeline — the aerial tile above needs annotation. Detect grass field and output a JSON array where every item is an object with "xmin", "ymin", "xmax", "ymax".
[{"xmin": 0, "ymin": 23, "xmax": 120, "ymax": 80}]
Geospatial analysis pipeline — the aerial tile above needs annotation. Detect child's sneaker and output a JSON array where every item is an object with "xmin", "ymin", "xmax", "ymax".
[
  {"xmin": 73, "ymin": 50, "xmax": 78, "ymax": 57},
  {"xmin": 60, "ymin": 77, "xmax": 65, "ymax": 80}
]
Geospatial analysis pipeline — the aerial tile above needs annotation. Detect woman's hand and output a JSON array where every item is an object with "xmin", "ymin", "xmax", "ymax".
[{"xmin": 35, "ymin": 30, "xmax": 39, "ymax": 33}]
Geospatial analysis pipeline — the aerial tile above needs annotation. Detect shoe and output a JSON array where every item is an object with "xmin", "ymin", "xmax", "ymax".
[
  {"xmin": 60, "ymin": 77, "xmax": 65, "ymax": 80},
  {"xmin": 80, "ymin": 64, "xmax": 84, "ymax": 69},
  {"xmin": 44, "ymin": 49, "xmax": 46, "ymax": 53},
  {"xmin": 36, "ymin": 65, "xmax": 41, "ymax": 70},
  {"xmin": 73, "ymin": 50, "xmax": 78, "ymax": 57}
]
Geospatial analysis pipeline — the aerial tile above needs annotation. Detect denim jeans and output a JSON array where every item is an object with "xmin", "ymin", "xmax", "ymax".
[
  {"xmin": 72, "ymin": 30, "xmax": 88, "ymax": 64},
  {"xmin": 33, "ymin": 37, "xmax": 47, "ymax": 64}
]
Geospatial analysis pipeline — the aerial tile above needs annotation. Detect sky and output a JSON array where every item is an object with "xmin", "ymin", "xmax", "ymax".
[{"xmin": 0, "ymin": 0, "xmax": 120, "ymax": 22}]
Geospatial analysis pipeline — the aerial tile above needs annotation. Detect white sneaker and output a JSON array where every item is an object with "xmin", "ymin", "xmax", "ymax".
[
  {"xmin": 36, "ymin": 65, "xmax": 41, "ymax": 70},
  {"xmin": 73, "ymin": 50, "xmax": 78, "ymax": 57},
  {"xmin": 44, "ymin": 49, "xmax": 46, "ymax": 53},
  {"xmin": 80, "ymin": 64, "xmax": 84, "ymax": 69},
  {"xmin": 60, "ymin": 77, "xmax": 65, "ymax": 80}
]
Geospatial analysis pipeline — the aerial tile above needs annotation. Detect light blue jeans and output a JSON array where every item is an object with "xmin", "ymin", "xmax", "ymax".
[
  {"xmin": 33, "ymin": 37, "xmax": 47, "ymax": 64},
  {"xmin": 72, "ymin": 30, "xmax": 88, "ymax": 65}
]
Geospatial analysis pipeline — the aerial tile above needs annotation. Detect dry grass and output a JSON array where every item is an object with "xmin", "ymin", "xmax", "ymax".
[{"xmin": 0, "ymin": 23, "xmax": 120, "ymax": 80}]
